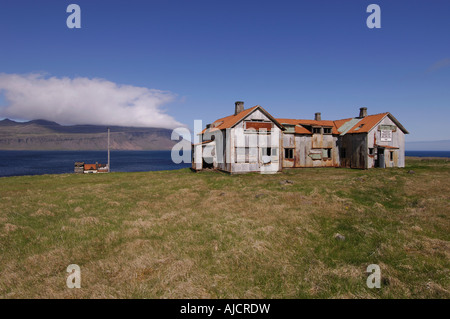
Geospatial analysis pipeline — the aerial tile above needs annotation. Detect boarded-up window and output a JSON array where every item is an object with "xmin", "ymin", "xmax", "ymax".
[
  {"xmin": 379, "ymin": 124, "xmax": 396, "ymax": 132},
  {"xmin": 309, "ymin": 152, "xmax": 322, "ymax": 160},
  {"xmin": 235, "ymin": 147, "xmax": 259, "ymax": 163},
  {"xmin": 245, "ymin": 122, "xmax": 272, "ymax": 131},
  {"xmin": 235, "ymin": 147, "xmax": 246, "ymax": 163},
  {"xmin": 249, "ymin": 147, "xmax": 258, "ymax": 163},
  {"xmin": 381, "ymin": 130, "xmax": 392, "ymax": 142}
]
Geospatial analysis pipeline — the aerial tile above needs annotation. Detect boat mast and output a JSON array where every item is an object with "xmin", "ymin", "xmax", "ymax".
[{"xmin": 107, "ymin": 127, "xmax": 110, "ymax": 172}]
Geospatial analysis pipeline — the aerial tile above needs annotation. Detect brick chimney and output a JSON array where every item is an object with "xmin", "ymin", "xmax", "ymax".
[
  {"xmin": 315, "ymin": 112, "xmax": 321, "ymax": 121},
  {"xmin": 235, "ymin": 101, "xmax": 244, "ymax": 115},
  {"xmin": 359, "ymin": 107, "xmax": 367, "ymax": 118}
]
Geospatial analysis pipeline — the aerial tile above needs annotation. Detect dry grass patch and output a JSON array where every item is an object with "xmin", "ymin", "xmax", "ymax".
[{"xmin": 0, "ymin": 159, "xmax": 448, "ymax": 298}]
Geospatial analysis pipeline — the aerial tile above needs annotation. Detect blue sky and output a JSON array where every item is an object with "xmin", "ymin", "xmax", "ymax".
[{"xmin": 0, "ymin": 0, "xmax": 449, "ymax": 141}]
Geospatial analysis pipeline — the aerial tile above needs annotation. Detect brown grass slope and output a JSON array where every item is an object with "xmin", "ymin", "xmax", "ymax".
[{"xmin": 0, "ymin": 157, "xmax": 448, "ymax": 298}]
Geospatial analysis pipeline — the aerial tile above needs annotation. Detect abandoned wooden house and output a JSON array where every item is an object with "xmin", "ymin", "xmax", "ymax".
[{"xmin": 192, "ymin": 102, "xmax": 408, "ymax": 173}]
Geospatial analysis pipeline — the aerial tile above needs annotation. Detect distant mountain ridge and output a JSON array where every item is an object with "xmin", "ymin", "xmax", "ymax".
[{"xmin": 0, "ymin": 118, "xmax": 186, "ymax": 150}]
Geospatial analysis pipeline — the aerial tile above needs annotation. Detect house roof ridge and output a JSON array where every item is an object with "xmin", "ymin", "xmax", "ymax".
[{"xmin": 213, "ymin": 105, "xmax": 259, "ymax": 122}]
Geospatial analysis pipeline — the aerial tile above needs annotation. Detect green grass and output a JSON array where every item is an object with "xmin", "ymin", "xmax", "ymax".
[{"xmin": 0, "ymin": 157, "xmax": 449, "ymax": 298}]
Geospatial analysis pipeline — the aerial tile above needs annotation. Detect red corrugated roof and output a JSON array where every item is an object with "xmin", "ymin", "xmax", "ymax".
[
  {"xmin": 201, "ymin": 105, "xmax": 285, "ymax": 134},
  {"xmin": 201, "ymin": 109, "xmax": 407, "ymax": 137},
  {"xmin": 200, "ymin": 106, "xmax": 259, "ymax": 134},
  {"xmin": 345, "ymin": 113, "xmax": 389, "ymax": 134},
  {"xmin": 295, "ymin": 125, "xmax": 312, "ymax": 134},
  {"xmin": 212, "ymin": 105, "xmax": 259, "ymax": 130},
  {"xmin": 84, "ymin": 164, "xmax": 97, "ymax": 170}
]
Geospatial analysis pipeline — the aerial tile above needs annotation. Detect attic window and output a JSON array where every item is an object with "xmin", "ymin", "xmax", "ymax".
[
  {"xmin": 283, "ymin": 125, "xmax": 295, "ymax": 133},
  {"xmin": 313, "ymin": 127, "xmax": 321, "ymax": 134},
  {"xmin": 323, "ymin": 128, "xmax": 332, "ymax": 134}
]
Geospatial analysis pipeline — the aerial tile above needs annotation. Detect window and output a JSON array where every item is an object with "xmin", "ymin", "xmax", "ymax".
[
  {"xmin": 313, "ymin": 127, "xmax": 321, "ymax": 134},
  {"xmin": 284, "ymin": 148, "xmax": 294, "ymax": 159},
  {"xmin": 369, "ymin": 148, "xmax": 374, "ymax": 155},
  {"xmin": 262, "ymin": 148, "xmax": 278, "ymax": 157},
  {"xmin": 390, "ymin": 151, "xmax": 394, "ymax": 161},
  {"xmin": 235, "ymin": 147, "xmax": 252, "ymax": 163},
  {"xmin": 283, "ymin": 125, "xmax": 295, "ymax": 133},
  {"xmin": 272, "ymin": 148, "xmax": 277, "ymax": 156},
  {"xmin": 262, "ymin": 148, "xmax": 271, "ymax": 157},
  {"xmin": 323, "ymin": 127, "xmax": 332, "ymax": 134},
  {"xmin": 321, "ymin": 149, "xmax": 332, "ymax": 159}
]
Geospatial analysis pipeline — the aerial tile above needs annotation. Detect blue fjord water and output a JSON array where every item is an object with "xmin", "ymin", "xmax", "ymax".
[
  {"xmin": 0, "ymin": 150, "xmax": 448, "ymax": 178},
  {"xmin": 0, "ymin": 150, "xmax": 191, "ymax": 177}
]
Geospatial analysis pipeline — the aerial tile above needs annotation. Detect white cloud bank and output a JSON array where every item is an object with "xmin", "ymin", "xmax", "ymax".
[{"xmin": 0, "ymin": 73, "xmax": 184, "ymax": 128}]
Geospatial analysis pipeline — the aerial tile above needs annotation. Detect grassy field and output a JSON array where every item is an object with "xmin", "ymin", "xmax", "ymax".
[{"xmin": 0, "ymin": 158, "xmax": 448, "ymax": 299}]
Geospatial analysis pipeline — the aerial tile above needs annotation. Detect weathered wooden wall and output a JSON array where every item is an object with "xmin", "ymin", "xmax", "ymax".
[
  {"xmin": 282, "ymin": 133, "xmax": 339, "ymax": 168},
  {"xmin": 338, "ymin": 134, "xmax": 367, "ymax": 169}
]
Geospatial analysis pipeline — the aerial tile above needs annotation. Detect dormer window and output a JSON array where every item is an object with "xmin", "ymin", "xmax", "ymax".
[
  {"xmin": 323, "ymin": 127, "xmax": 332, "ymax": 134},
  {"xmin": 283, "ymin": 125, "xmax": 295, "ymax": 133},
  {"xmin": 313, "ymin": 127, "xmax": 321, "ymax": 134}
]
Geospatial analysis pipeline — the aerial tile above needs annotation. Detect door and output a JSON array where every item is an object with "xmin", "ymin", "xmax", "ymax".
[{"xmin": 377, "ymin": 148, "xmax": 385, "ymax": 168}]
